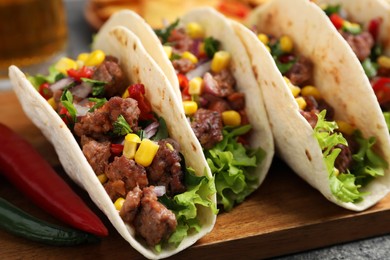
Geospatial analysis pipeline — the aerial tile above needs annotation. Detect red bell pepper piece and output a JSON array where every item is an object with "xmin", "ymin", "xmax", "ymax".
[
  {"xmin": 67, "ymin": 66, "xmax": 94, "ymax": 82},
  {"xmin": 368, "ymin": 17, "xmax": 382, "ymax": 41},
  {"xmin": 127, "ymin": 84, "xmax": 154, "ymax": 120},
  {"xmin": 329, "ymin": 13, "xmax": 344, "ymax": 30},
  {"xmin": 110, "ymin": 143, "xmax": 124, "ymax": 156},
  {"xmin": 0, "ymin": 123, "xmax": 108, "ymax": 236},
  {"xmin": 38, "ymin": 82, "xmax": 53, "ymax": 100},
  {"xmin": 59, "ymin": 106, "xmax": 72, "ymax": 125},
  {"xmin": 372, "ymin": 77, "xmax": 390, "ymax": 105}
]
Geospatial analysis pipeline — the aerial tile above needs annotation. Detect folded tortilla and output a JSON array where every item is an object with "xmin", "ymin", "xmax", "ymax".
[
  {"xmin": 9, "ymin": 26, "xmax": 216, "ymax": 259},
  {"xmin": 243, "ymin": 0, "xmax": 390, "ymax": 211},
  {"xmin": 93, "ymin": 7, "xmax": 275, "ymax": 211}
]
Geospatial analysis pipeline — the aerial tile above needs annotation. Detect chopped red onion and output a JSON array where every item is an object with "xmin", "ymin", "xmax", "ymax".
[
  {"xmin": 203, "ymin": 72, "xmax": 219, "ymax": 96},
  {"xmin": 49, "ymin": 78, "xmax": 74, "ymax": 92},
  {"xmin": 190, "ymin": 39, "xmax": 201, "ymax": 57},
  {"xmin": 70, "ymin": 82, "xmax": 92, "ymax": 99},
  {"xmin": 153, "ymin": 186, "xmax": 166, "ymax": 197},
  {"xmin": 74, "ymin": 103, "xmax": 90, "ymax": 117},
  {"xmin": 144, "ymin": 121, "xmax": 159, "ymax": 139},
  {"xmin": 186, "ymin": 61, "xmax": 211, "ymax": 80}
]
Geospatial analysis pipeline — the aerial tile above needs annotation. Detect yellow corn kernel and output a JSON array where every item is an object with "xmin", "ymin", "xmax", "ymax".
[
  {"xmin": 189, "ymin": 77, "xmax": 203, "ymax": 95},
  {"xmin": 336, "ymin": 120, "xmax": 355, "ymax": 136},
  {"xmin": 257, "ymin": 33, "xmax": 269, "ymax": 45},
  {"xmin": 122, "ymin": 88, "xmax": 130, "ymax": 99},
  {"xmin": 295, "ymin": 97, "xmax": 307, "ymax": 110},
  {"xmin": 163, "ymin": 46, "xmax": 172, "ymax": 59},
  {"xmin": 377, "ymin": 55, "xmax": 390, "ymax": 69},
  {"xmin": 198, "ymin": 42, "xmax": 206, "ymax": 57},
  {"xmin": 84, "ymin": 50, "xmax": 106, "ymax": 67},
  {"xmin": 182, "ymin": 100, "xmax": 198, "ymax": 115},
  {"xmin": 265, "ymin": 45, "xmax": 271, "ymax": 52},
  {"xmin": 186, "ymin": 22, "xmax": 205, "ymax": 39},
  {"xmin": 211, "ymin": 51, "xmax": 231, "ymax": 73},
  {"xmin": 47, "ymin": 97, "xmax": 57, "ymax": 110},
  {"xmin": 182, "ymin": 51, "xmax": 198, "ymax": 64},
  {"xmin": 301, "ymin": 85, "xmax": 322, "ymax": 100},
  {"xmin": 77, "ymin": 53, "xmax": 89, "ymax": 62},
  {"xmin": 166, "ymin": 143, "xmax": 174, "ymax": 151},
  {"xmin": 114, "ymin": 197, "xmax": 125, "ymax": 211},
  {"xmin": 135, "ymin": 139, "xmax": 160, "ymax": 167},
  {"xmin": 284, "ymin": 77, "xmax": 300, "ymax": 97},
  {"xmin": 280, "ymin": 35, "xmax": 293, "ymax": 53},
  {"xmin": 333, "ymin": 168, "xmax": 340, "ymax": 177},
  {"xmin": 222, "ymin": 110, "xmax": 241, "ymax": 126},
  {"xmin": 123, "ymin": 133, "xmax": 141, "ymax": 159},
  {"xmin": 55, "ymin": 57, "xmax": 77, "ymax": 75},
  {"xmin": 97, "ymin": 174, "xmax": 108, "ymax": 184}
]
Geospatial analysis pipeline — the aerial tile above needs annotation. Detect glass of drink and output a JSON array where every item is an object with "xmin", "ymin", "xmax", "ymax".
[{"xmin": 0, "ymin": 0, "xmax": 68, "ymax": 88}]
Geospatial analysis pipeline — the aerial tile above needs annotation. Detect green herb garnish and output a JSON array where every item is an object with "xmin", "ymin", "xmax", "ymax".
[
  {"xmin": 154, "ymin": 19, "xmax": 180, "ymax": 44},
  {"xmin": 204, "ymin": 37, "xmax": 220, "ymax": 58},
  {"xmin": 88, "ymin": 97, "xmax": 107, "ymax": 112},
  {"xmin": 113, "ymin": 115, "xmax": 132, "ymax": 136}
]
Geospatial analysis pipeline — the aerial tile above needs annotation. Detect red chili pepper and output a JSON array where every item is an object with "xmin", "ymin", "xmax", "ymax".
[
  {"xmin": 67, "ymin": 66, "xmax": 94, "ymax": 82},
  {"xmin": 38, "ymin": 82, "xmax": 53, "ymax": 100},
  {"xmin": 217, "ymin": 0, "xmax": 250, "ymax": 19},
  {"xmin": 329, "ymin": 13, "xmax": 344, "ymax": 30},
  {"xmin": 127, "ymin": 84, "xmax": 154, "ymax": 120},
  {"xmin": 110, "ymin": 143, "xmax": 124, "ymax": 156},
  {"xmin": 368, "ymin": 17, "xmax": 382, "ymax": 41},
  {"xmin": 177, "ymin": 73, "xmax": 189, "ymax": 90},
  {"xmin": 0, "ymin": 123, "xmax": 108, "ymax": 237},
  {"xmin": 372, "ymin": 77, "xmax": 390, "ymax": 105}
]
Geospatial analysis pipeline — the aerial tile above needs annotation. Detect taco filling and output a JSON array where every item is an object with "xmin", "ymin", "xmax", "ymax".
[
  {"xmin": 154, "ymin": 20, "xmax": 266, "ymax": 211},
  {"xmin": 255, "ymin": 32, "xmax": 388, "ymax": 203},
  {"xmin": 322, "ymin": 4, "xmax": 390, "ymax": 132},
  {"xmin": 28, "ymin": 50, "xmax": 216, "ymax": 250}
]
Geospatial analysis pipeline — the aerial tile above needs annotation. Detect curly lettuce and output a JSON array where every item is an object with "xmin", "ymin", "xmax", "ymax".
[
  {"xmin": 204, "ymin": 125, "xmax": 266, "ymax": 212},
  {"xmin": 314, "ymin": 110, "xmax": 388, "ymax": 203}
]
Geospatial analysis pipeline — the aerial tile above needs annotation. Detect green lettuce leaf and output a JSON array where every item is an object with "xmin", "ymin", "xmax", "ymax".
[
  {"xmin": 384, "ymin": 112, "xmax": 390, "ymax": 134},
  {"xmin": 204, "ymin": 125, "xmax": 265, "ymax": 211}
]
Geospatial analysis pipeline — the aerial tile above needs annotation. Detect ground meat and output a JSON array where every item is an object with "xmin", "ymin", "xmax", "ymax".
[
  {"xmin": 191, "ymin": 108, "xmax": 223, "ymax": 149},
  {"xmin": 105, "ymin": 155, "xmax": 148, "ymax": 200},
  {"xmin": 107, "ymin": 97, "xmax": 140, "ymax": 130},
  {"xmin": 333, "ymin": 144, "xmax": 353, "ymax": 173},
  {"xmin": 172, "ymin": 58, "xmax": 195, "ymax": 74},
  {"xmin": 212, "ymin": 69, "xmax": 236, "ymax": 97},
  {"xmin": 92, "ymin": 56, "xmax": 128, "ymax": 98},
  {"xmin": 168, "ymin": 28, "xmax": 193, "ymax": 53},
  {"xmin": 341, "ymin": 31, "xmax": 374, "ymax": 62},
  {"xmin": 104, "ymin": 179, "xmax": 126, "ymax": 201},
  {"xmin": 134, "ymin": 187, "xmax": 177, "ymax": 246},
  {"xmin": 208, "ymin": 99, "xmax": 230, "ymax": 114},
  {"xmin": 285, "ymin": 56, "xmax": 313, "ymax": 86},
  {"xmin": 74, "ymin": 103, "xmax": 112, "ymax": 139},
  {"xmin": 81, "ymin": 137, "xmax": 111, "ymax": 175},
  {"xmin": 317, "ymin": 100, "xmax": 335, "ymax": 121},
  {"xmin": 303, "ymin": 96, "xmax": 319, "ymax": 112},
  {"xmin": 227, "ymin": 92, "xmax": 245, "ymax": 110},
  {"xmin": 146, "ymin": 139, "xmax": 185, "ymax": 195},
  {"xmin": 119, "ymin": 186, "xmax": 142, "ymax": 223},
  {"xmin": 300, "ymin": 110, "xmax": 318, "ymax": 129}
]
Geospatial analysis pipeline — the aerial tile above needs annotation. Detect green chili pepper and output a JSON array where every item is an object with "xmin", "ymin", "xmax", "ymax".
[{"xmin": 0, "ymin": 197, "xmax": 100, "ymax": 246}]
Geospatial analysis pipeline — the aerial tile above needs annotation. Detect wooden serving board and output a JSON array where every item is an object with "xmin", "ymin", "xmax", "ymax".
[{"xmin": 1, "ymin": 90, "xmax": 390, "ymax": 259}]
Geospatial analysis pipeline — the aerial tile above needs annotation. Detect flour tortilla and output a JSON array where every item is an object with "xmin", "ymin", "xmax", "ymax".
[
  {"xmin": 9, "ymin": 26, "xmax": 216, "ymax": 259},
  {"xmin": 244, "ymin": 0, "xmax": 390, "ymax": 211},
  {"xmin": 94, "ymin": 7, "xmax": 275, "ymax": 199}
]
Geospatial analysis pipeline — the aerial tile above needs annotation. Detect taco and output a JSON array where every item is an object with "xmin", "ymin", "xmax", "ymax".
[
  {"xmin": 93, "ymin": 7, "xmax": 275, "ymax": 212},
  {"xmin": 242, "ymin": 0, "xmax": 390, "ymax": 211},
  {"xmin": 315, "ymin": 0, "xmax": 390, "ymax": 132},
  {"xmin": 9, "ymin": 26, "xmax": 217, "ymax": 259}
]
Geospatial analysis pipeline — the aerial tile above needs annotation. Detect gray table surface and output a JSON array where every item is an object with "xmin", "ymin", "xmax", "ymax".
[{"xmin": 7, "ymin": 0, "xmax": 390, "ymax": 259}]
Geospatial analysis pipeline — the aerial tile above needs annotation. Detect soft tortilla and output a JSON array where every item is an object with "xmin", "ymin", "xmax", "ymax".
[
  {"xmin": 94, "ymin": 8, "xmax": 275, "ymax": 197},
  {"xmin": 9, "ymin": 26, "xmax": 216, "ymax": 259},
  {"xmin": 244, "ymin": 0, "xmax": 390, "ymax": 211}
]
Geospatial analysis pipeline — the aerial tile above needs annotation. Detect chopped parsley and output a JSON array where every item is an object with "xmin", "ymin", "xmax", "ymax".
[
  {"xmin": 113, "ymin": 115, "xmax": 132, "ymax": 136},
  {"xmin": 154, "ymin": 19, "xmax": 179, "ymax": 44}
]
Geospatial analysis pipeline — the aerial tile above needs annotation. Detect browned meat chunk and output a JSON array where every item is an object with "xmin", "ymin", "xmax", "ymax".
[
  {"xmin": 208, "ymin": 99, "xmax": 230, "ymax": 114},
  {"xmin": 105, "ymin": 156, "xmax": 148, "ymax": 200},
  {"xmin": 191, "ymin": 108, "xmax": 223, "ymax": 149},
  {"xmin": 300, "ymin": 110, "xmax": 318, "ymax": 129},
  {"xmin": 81, "ymin": 137, "xmax": 111, "ymax": 175},
  {"xmin": 134, "ymin": 187, "xmax": 177, "ymax": 246},
  {"xmin": 227, "ymin": 92, "xmax": 245, "ymax": 110},
  {"xmin": 107, "ymin": 97, "xmax": 140, "ymax": 130},
  {"xmin": 341, "ymin": 31, "xmax": 374, "ymax": 62},
  {"xmin": 333, "ymin": 144, "xmax": 353, "ymax": 173},
  {"xmin": 146, "ymin": 139, "xmax": 186, "ymax": 195},
  {"xmin": 119, "ymin": 186, "xmax": 142, "ymax": 223},
  {"xmin": 92, "ymin": 56, "xmax": 128, "ymax": 98},
  {"xmin": 74, "ymin": 103, "xmax": 112, "ymax": 138},
  {"xmin": 285, "ymin": 56, "xmax": 313, "ymax": 86},
  {"xmin": 104, "ymin": 179, "xmax": 126, "ymax": 201},
  {"xmin": 172, "ymin": 58, "xmax": 195, "ymax": 74},
  {"xmin": 168, "ymin": 28, "xmax": 193, "ymax": 53},
  {"xmin": 212, "ymin": 69, "xmax": 236, "ymax": 97}
]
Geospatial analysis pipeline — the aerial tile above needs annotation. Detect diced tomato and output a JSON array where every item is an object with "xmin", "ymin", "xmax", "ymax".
[
  {"xmin": 368, "ymin": 18, "xmax": 382, "ymax": 41},
  {"xmin": 59, "ymin": 106, "xmax": 71, "ymax": 125},
  {"xmin": 110, "ymin": 143, "xmax": 124, "ymax": 156},
  {"xmin": 372, "ymin": 77, "xmax": 390, "ymax": 105},
  {"xmin": 329, "ymin": 13, "xmax": 344, "ymax": 30},
  {"xmin": 217, "ymin": 1, "xmax": 250, "ymax": 19},
  {"xmin": 67, "ymin": 66, "xmax": 94, "ymax": 82},
  {"xmin": 177, "ymin": 73, "xmax": 189, "ymax": 90},
  {"xmin": 127, "ymin": 84, "xmax": 154, "ymax": 120},
  {"xmin": 38, "ymin": 82, "xmax": 53, "ymax": 100}
]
